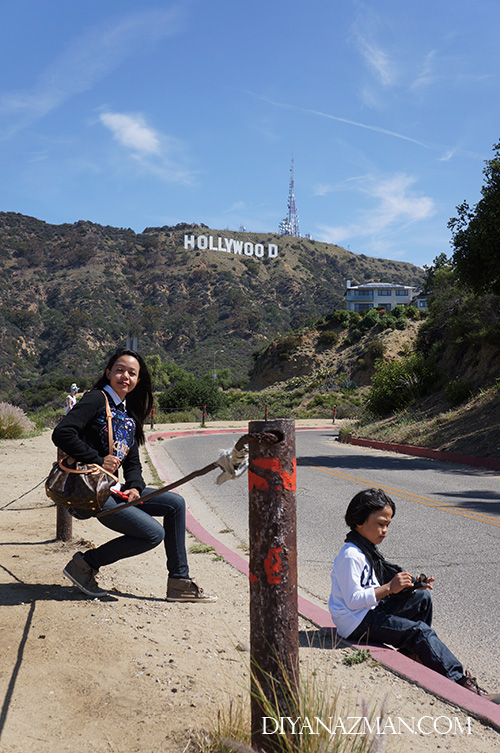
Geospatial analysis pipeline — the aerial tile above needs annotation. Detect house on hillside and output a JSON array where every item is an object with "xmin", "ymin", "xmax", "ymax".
[
  {"xmin": 411, "ymin": 292, "xmax": 429, "ymax": 310},
  {"xmin": 344, "ymin": 280, "xmax": 418, "ymax": 312}
]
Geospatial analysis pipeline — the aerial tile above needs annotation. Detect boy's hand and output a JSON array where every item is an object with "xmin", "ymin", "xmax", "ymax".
[
  {"xmin": 415, "ymin": 575, "xmax": 434, "ymax": 590},
  {"xmin": 389, "ymin": 571, "xmax": 413, "ymax": 594}
]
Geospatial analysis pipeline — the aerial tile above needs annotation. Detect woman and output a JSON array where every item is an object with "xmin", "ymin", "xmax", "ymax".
[
  {"xmin": 65, "ymin": 383, "xmax": 79, "ymax": 413},
  {"xmin": 52, "ymin": 348, "xmax": 217, "ymax": 603}
]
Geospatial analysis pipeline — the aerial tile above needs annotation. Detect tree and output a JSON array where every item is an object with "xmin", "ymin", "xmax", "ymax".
[
  {"xmin": 448, "ymin": 140, "xmax": 500, "ymax": 295},
  {"xmin": 158, "ymin": 373, "xmax": 226, "ymax": 414},
  {"xmin": 421, "ymin": 252, "xmax": 450, "ymax": 294}
]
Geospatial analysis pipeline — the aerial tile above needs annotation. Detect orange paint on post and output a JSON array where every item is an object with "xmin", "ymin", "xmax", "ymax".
[
  {"xmin": 248, "ymin": 469, "xmax": 269, "ymax": 491},
  {"xmin": 248, "ymin": 458, "xmax": 297, "ymax": 492},
  {"xmin": 264, "ymin": 546, "xmax": 284, "ymax": 584}
]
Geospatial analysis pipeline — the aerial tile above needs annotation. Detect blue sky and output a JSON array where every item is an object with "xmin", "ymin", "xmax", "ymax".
[{"xmin": 1, "ymin": 0, "xmax": 499, "ymax": 270}]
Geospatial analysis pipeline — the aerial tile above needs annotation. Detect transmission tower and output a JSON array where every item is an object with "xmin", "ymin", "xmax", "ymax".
[{"xmin": 278, "ymin": 158, "xmax": 300, "ymax": 237}]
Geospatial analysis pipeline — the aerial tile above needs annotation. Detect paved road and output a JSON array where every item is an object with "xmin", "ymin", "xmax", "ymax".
[{"xmin": 155, "ymin": 428, "xmax": 500, "ymax": 692}]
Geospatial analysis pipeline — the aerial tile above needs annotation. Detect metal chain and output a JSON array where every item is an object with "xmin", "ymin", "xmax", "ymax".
[{"xmin": 1, "ymin": 478, "xmax": 47, "ymax": 510}]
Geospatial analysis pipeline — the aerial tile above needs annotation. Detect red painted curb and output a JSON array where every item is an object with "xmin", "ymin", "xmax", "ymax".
[
  {"xmin": 342, "ymin": 436, "xmax": 500, "ymax": 471},
  {"xmin": 146, "ymin": 430, "xmax": 500, "ymax": 730}
]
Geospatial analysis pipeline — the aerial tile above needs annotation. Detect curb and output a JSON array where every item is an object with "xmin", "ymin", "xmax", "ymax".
[
  {"xmin": 341, "ymin": 436, "xmax": 500, "ymax": 471},
  {"xmin": 146, "ymin": 427, "xmax": 500, "ymax": 731}
]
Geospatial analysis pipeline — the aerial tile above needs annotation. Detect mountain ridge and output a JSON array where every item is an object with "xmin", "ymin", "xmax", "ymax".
[{"xmin": 0, "ymin": 211, "xmax": 424, "ymax": 403}]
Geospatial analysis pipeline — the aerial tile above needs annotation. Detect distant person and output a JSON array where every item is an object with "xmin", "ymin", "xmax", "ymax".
[
  {"xmin": 329, "ymin": 488, "xmax": 494, "ymax": 698},
  {"xmin": 52, "ymin": 348, "xmax": 217, "ymax": 603},
  {"xmin": 65, "ymin": 383, "xmax": 79, "ymax": 413}
]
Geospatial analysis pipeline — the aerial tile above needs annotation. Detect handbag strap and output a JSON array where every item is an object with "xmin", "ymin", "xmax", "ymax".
[
  {"xmin": 101, "ymin": 391, "xmax": 114, "ymax": 456},
  {"xmin": 57, "ymin": 457, "xmax": 119, "ymax": 483}
]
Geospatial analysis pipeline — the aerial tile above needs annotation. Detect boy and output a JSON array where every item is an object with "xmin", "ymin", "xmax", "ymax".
[{"xmin": 329, "ymin": 488, "xmax": 490, "ymax": 696}]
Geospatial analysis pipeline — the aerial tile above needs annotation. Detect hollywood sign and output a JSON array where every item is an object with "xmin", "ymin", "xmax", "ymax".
[{"xmin": 184, "ymin": 234, "xmax": 278, "ymax": 258}]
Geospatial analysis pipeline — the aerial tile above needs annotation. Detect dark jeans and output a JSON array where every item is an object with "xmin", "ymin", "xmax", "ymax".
[
  {"xmin": 83, "ymin": 488, "xmax": 189, "ymax": 579},
  {"xmin": 347, "ymin": 589, "xmax": 464, "ymax": 683}
]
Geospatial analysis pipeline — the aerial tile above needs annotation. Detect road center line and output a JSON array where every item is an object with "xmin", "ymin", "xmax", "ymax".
[{"xmin": 307, "ymin": 464, "xmax": 500, "ymax": 528}]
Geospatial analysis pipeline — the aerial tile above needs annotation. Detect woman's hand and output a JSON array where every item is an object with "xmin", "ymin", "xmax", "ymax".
[
  {"xmin": 102, "ymin": 454, "xmax": 121, "ymax": 474},
  {"xmin": 124, "ymin": 488, "xmax": 141, "ymax": 502}
]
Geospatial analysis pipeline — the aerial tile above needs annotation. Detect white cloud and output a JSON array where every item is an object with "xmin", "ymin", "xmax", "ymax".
[
  {"xmin": 222, "ymin": 200, "xmax": 246, "ymax": 213},
  {"xmin": 351, "ymin": 4, "xmax": 398, "ymax": 89},
  {"xmin": 0, "ymin": 7, "xmax": 185, "ymax": 136},
  {"xmin": 245, "ymin": 91, "xmax": 431, "ymax": 149},
  {"xmin": 411, "ymin": 50, "xmax": 437, "ymax": 91},
  {"xmin": 356, "ymin": 37, "xmax": 397, "ymax": 88},
  {"xmin": 316, "ymin": 173, "xmax": 435, "ymax": 252},
  {"xmin": 312, "ymin": 183, "xmax": 334, "ymax": 197},
  {"xmin": 98, "ymin": 109, "xmax": 195, "ymax": 185},
  {"xmin": 99, "ymin": 112, "xmax": 161, "ymax": 155}
]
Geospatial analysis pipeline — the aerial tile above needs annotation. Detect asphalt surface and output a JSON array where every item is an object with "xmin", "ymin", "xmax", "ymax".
[{"xmin": 153, "ymin": 428, "xmax": 500, "ymax": 695}]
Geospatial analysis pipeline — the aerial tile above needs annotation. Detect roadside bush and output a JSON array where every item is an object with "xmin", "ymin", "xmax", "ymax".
[
  {"xmin": 0, "ymin": 402, "xmax": 35, "ymax": 438},
  {"xmin": 158, "ymin": 374, "xmax": 227, "ymax": 414},
  {"xmin": 156, "ymin": 409, "xmax": 199, "ymax": 423},
  {"xmin": 30, "ymin": 406, "xmax": 62, "ymax": 430},
  {"xmin": 445, "ymin": 378, "xmax": 474, "ymax": 406},
  {"xmin": 365, "ymin": 353, "xmax": 437, "ymax": 416}
]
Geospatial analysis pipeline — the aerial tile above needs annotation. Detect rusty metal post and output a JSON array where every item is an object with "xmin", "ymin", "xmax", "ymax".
[
  {"xmin": 264, "ymin": 405, "xmax": 268, "ymax": 422},
  {"xmin": 56, "ymin": 505, "xmax": 73, "ymax": 541},
  {"xmin": 55, "ymin": 446, "xmax": 72, "ymax": 541},
  {"xmin": 201, "ymin": 405, "xmax": 206, "ymax": 427},
  {"xmin": 248, "ymin": 419, "xmax": 298, "ymax": 753},
  {"xmin": 333, "ymin": 404, "xmax": 337, "ymax": 424},
  {"xmin": 150, "ymin": 407, "xmax": 155, "ymax": 430}
]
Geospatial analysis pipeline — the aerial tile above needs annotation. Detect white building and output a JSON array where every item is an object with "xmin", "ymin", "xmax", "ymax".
[{"xmin": 345, "ymin": 280, "xmax": 417, "ymax": 312}]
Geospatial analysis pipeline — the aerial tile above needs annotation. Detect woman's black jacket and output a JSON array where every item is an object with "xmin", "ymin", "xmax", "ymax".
[{"xmin": 51, "ymin": 389, "xmax": 145, "ymax": 493}]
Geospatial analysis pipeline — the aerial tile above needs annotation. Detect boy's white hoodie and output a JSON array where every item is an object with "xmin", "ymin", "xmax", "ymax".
[{"xmin": 328, "ymin": 542, "xmax": 381, "ymax": 638}]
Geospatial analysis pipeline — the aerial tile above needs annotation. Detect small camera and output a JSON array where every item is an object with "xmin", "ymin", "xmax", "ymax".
[{"xmin": 412, "ymin": 573, "xmax": 428, "ymax": 590}]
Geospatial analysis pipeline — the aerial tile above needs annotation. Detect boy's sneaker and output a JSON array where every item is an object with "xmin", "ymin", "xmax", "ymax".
[
  {"xmin": 459, "ymin": 670, "xmax": 488, "ymax": 696},
  {"xmin": 63, "ymin": 552, "xmax": 108, "ymax": 597},
  {"xmin": 166, "ymin": 577, "xmax": 217, "ymax": 603}
]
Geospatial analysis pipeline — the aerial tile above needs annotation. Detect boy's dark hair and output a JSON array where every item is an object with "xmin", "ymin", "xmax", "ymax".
[{"xmin": 345, "ymin": 488, "xmax": 396, "ymax": 529}]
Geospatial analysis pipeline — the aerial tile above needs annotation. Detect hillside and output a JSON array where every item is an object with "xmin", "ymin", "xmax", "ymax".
[
  {"xmin": 0, "ymin": 211, "xmax": 423, "ymax": 404},
  {"xmin": 248, "ymin": 307, "xmax": 500, "ymax": 459}
]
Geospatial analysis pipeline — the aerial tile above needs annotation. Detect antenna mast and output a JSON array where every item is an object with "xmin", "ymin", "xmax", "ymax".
[{"xmin": 279, "ymin": 157, "xmax": 300, "ymax": 237}]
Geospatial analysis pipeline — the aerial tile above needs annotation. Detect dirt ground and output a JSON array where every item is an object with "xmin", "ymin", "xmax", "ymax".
[{"xmin": 1, "ymin": 429, "xmax": 499, "ymax": 753}]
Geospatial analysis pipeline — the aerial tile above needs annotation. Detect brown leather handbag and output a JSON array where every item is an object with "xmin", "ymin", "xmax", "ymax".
[{"xmin": 45, "ymin": 392, "xmax": 119, "ymax": 514}]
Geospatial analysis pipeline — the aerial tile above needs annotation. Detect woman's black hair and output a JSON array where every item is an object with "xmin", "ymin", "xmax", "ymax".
[
  {"xmin": 345, "ymin": 488, "xmax": 396, "ymax": 529},
  {"xmin": 93, "ymin": 348, "xmax": 153, "ymax": 445}
]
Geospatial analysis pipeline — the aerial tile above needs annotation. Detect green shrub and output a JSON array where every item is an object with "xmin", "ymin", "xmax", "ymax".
[
  {"xmin": 157, "ymin": 409, "xmax": 199, "ymax": 423},
  {"xmin": 317, "ymin": 330, "xmax": 339, "ymax": 347},
  {"xmin": 367, "ymin": 338, "xmax": 386, "ymax": 360},
  {"xmin": 445, "ymin": 378, "xmax": 474, "ymax": 406},
  {"xmin": 365, "ymin": 353, "xmax": 437, "ymax": 416},
  {"xmin": 0, "ymin": 402, "xmax": 35, "ymax": 438},
  {"xmin": 276, "ymin": 333, "xmax": 302, "ymax": 360},
  {"xmin": 30, "ymin": 406, "xmax": 62, "ymax": 430},
  {"xmin": 158, "ymin": 374, "xmax": 227, "ymax": 414},
  {"xmin": 405, "ymin": 305, "xmax": 420, "ymax": 319}
]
